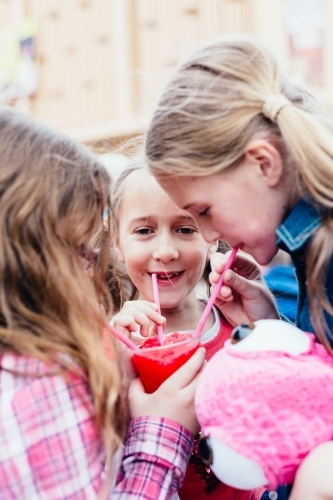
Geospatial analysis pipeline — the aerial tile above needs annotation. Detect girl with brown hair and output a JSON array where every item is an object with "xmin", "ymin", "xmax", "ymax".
[
  {"xmin": 0, "ymin": 107, "xmax": 205, "ymax": 499},
  {"xmin": 145, "ymin": 36, "xmax": 333, "ymax": 500}
]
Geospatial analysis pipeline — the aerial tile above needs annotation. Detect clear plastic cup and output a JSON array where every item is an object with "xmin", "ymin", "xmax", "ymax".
[{"xmin": 131, "ymin": 331, "xmax": 200, "ymax": 393}]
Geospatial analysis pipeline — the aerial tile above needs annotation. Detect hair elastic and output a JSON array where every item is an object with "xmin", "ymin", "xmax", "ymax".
[{"xmin": 262, "ymin": 94, "xmax": 291, "ymax": 123}]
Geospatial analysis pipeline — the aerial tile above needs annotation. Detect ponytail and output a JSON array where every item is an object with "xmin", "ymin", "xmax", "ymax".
[{"xmin": 269, "ymin": 96, "xmax": 333, "ymax": 352}]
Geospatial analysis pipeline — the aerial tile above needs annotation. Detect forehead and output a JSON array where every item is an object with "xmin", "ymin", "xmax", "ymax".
[
  {"xmin": 157, "ymin": 176, "xmax": 206, "ymax": 207},
  {"xmin": 121, "ymin": 171, "xmax": 188, "ymax": 218}
]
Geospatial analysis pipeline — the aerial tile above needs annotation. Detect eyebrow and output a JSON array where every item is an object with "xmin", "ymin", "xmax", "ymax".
[
  {"xmin": 130, "ymin": 217, "xmax": 149, "ymax": 224},
  {"xmin": 130, "ymin": 214, "xmax": 192, "ymax": 224}
]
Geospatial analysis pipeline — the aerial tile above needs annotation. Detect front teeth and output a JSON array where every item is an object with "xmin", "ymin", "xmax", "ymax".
[{"xmin": 157, "ymin": 272, "xmax": 180, "ymax": 279}]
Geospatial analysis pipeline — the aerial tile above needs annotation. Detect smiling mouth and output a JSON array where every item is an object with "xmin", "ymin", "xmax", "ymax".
[{"xmin": 150, "ymin": 271, "xmax": 184, "ymax": 281}]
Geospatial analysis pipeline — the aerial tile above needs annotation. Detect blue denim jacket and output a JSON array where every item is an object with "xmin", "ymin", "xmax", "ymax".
[{"xmin": 276, "ymin": 197, "xmax": 333, "ymax": 346}]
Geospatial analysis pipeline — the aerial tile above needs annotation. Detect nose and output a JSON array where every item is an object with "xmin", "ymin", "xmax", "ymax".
[
  {"xmin": 195, "ymin": 219, "xmax": 221, "ymax": 244},
  {"xmin": 152, "ymin": 232, "xmax": 179, "ymax": 262}
]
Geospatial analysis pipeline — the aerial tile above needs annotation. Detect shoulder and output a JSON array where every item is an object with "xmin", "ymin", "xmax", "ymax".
[
  {"xmin": 1, "ymin": 353, "xmax": 99, "ymax": 454},
  {"xmin": 0, "ymin": 353, "xmax": 104, "ymax": 497}
]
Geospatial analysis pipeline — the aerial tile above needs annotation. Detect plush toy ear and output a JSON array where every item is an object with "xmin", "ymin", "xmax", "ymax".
[{"xmin": 199, "ymin": 434, "xmax": 268, "ymax": 489}]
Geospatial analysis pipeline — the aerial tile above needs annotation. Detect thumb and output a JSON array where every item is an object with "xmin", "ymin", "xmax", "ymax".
[
  {"xmin": 129, "ymin": 376, "xmax": 144, "ymax": 393},
  {"xmin": 223, "ymin": 269, "xmax": 259, "ymax": 299},
  {"xmin": 128, "ymin": 377, "xmax": 149, "ymax": 414}
]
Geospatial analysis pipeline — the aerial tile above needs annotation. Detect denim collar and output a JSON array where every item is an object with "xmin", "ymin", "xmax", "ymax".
[{"xmin": 276, "ymin": 198, "xmax": 322, "ymax": 252}]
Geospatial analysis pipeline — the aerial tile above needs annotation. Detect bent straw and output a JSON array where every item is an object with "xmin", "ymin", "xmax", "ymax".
[
  {"xmin": 194, "ymin": 246, "xmax": 240, "ymax": 338},
  {"xmin": 108, "ymin": 323, "xmax": 139, "ymax": 351},
  {"xmin": 152, "ymin": 273, "xmax": 165, "ymax": 346}
]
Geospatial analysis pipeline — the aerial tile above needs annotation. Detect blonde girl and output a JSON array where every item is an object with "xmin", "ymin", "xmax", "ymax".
[
  {"xmin": 0, "ymin": 107, "xmax": 205, "ymax": 499},
  {"xmin": 145, "ymin": 36, "xmax": 333, "ymax": 500},
  {"xmin": 110, "ymin": 162, "xmax": 265, "ymax": 500}
]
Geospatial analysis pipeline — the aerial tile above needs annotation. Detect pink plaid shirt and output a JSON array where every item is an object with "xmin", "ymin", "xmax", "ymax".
[{"xmin": 0, "ymin": 353, "xmax": 193, "ymax": 499}]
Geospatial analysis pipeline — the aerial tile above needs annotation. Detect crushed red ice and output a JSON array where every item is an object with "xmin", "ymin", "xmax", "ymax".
[{"xmin": 141, "ymin": 332, "xmax": 193, "ymax": 348}]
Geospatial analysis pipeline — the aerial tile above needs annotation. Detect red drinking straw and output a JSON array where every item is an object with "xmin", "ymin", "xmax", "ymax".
[
  {"xmin": 108, "ymin": 323, "xmax": 139, "ymax": 351},
  {"xmin": 152, "ymin": 273, "xmax": 165, "ymax": 346},
  {"xmin": 194, "ymin": 246, "xmax": 240, "ymax": 338}
]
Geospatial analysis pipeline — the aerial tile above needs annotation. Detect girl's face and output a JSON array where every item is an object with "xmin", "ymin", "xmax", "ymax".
[
  {"xmin": 158, "ymin": 154, "xmax": 290, "ymax": 266},
  {"xmin": 115, "ymin": 173, "xmax": 213, "ymax": 309}
]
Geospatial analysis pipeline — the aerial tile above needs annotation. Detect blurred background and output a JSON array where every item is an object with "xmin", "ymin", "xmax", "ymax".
[{"xmin": 0, "ymin": 0, "xmax": 329, "ymax": 150}]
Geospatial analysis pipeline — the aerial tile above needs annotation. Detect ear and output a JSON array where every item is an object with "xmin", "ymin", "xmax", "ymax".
[
  {"xmin": 112, "ymin": 236, "xmax": 125, "ymax": 263},
  {"xmin": 206, "ymin": 240, "xmax": 219, "ymax": 260},
  {"xmin": 244, "ymin": 139, "xmax": 284, "ymax": 187}
]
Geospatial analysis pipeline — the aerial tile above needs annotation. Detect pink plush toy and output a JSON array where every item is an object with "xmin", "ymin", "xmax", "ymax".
[{"xmin": 195, "ymin": 319, "xmax": 333, "ymax": 491}]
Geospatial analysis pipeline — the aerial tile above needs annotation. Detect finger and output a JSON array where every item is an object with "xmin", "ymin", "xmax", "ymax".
[
  {"xmin": 211, "ymin": 251, "xmax": 255, "ymax": 275},
  {"xmin": 123, "ymin": 305, "xmax": 165, "ymax": 326},
  {"xmin": 120, "ymin": 310, "xmax": 152, "ymax": 337},
  {"xmin": 162, "ymin": 347, "xmax": 206, "ymax": 391},
  {"xmin": 133, "ymin": 311, "xmax": 165, "ymax": 337},
  {"xmin": 210, "ymin": 252, "xmax": 228, "ymax": 275},
  {"xmin": 116, "ymin": 315, "xmax": 140, "ymax": 334},
  {"xmin": 177, "ymin": 359, "xmax": 208, "ymax": 397},
  {"xmin": 209, "ymin": 252, "xmax": 245, "ymax": 285},
  {"xmin": 149, "ymin": 317, "xmax": 166, "ymax": 337},
  {"xmin": 223, "ymin": 269, "xmax": 263, "ymax": 299},
  {"xmin": 210, "ymin": 283, "xmax": 234, "ymax": 302}
]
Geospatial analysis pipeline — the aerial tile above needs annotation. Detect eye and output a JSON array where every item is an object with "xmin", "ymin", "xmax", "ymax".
[
  {"xmin": 198, "ymin": 207, "xmax": 209, "ymax": 217},
  {"xmin": 135, "ymin": 227, "xmax": 153, "ymax": 235},
  {"xmin": 198, "ymin": 435, "xmax": 213, "ymax": 465},
  {"xmin": 177, "ymin": 226, "xmax": 196, "ymax": 234},
  {"xmin": 231, "ymin": 323, "xmax": 255, "ymax": 344}
]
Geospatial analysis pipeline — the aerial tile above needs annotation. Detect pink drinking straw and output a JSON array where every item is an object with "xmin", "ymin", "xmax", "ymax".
[
  {"xmin": 108, "ymin": 323, "xmax": 139, "ymax": 351},
  {"xmin": 152, "ymin": 273, "xmax": 165, "ymax": 346},
  {"xmin": 194, "ymin": 246, "xmax": 240, "ymax": 338}
]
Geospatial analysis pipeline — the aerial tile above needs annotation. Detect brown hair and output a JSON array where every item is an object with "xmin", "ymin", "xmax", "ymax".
[
  {"xmin": 0, "ymin": 107, "xmax": 125, "ymax": 489},
  {"xmin": 145, "ymin": 36, "xmax": 333, "ymax": 351},
  {"xmin": 93, "ymin": 224, "xmax": 136, "ymax": 313}
]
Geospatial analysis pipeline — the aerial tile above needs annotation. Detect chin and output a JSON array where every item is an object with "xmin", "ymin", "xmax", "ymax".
[
  {"xmin": 256, "ymin": 256, "xmax": 273, "ymax": 266},
  {"xmin": 160, "ymin": 301, "xmax": 182, "ymax": 310},
  {"xmin": 253, "ymin": 248, "xmax": 279, "ymax": 267}
]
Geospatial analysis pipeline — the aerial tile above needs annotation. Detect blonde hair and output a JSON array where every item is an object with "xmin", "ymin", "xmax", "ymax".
[
  {"xmin": 0, "ymin": 107, "xmax": 125, "ymax": 490},
  {"xmin": 145, "ymin": 36, "xmax": 333, "ymax": 352}
]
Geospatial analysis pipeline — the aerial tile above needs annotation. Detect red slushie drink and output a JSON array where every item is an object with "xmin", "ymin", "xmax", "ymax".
[{"xmin": 132, "ymin": 331, "xmax": 200, "ymax": 393}]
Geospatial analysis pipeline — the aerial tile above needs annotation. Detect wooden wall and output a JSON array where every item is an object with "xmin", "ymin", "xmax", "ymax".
[{"xmin": 1, "ymin": 0, "xmax": 330, "ymax": 141}]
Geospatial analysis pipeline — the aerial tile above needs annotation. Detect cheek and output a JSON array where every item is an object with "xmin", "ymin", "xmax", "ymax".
[
  {"xmin": 187, "ymin": 249, "xmax": 208, "ymax": 277},
  {"xmin": 210, "ymin": 208, "xmax": 238, "ymax": 235},
  {"xmin": 122, "ymin": 247, "xmax": 148, "ymax": 273}
]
